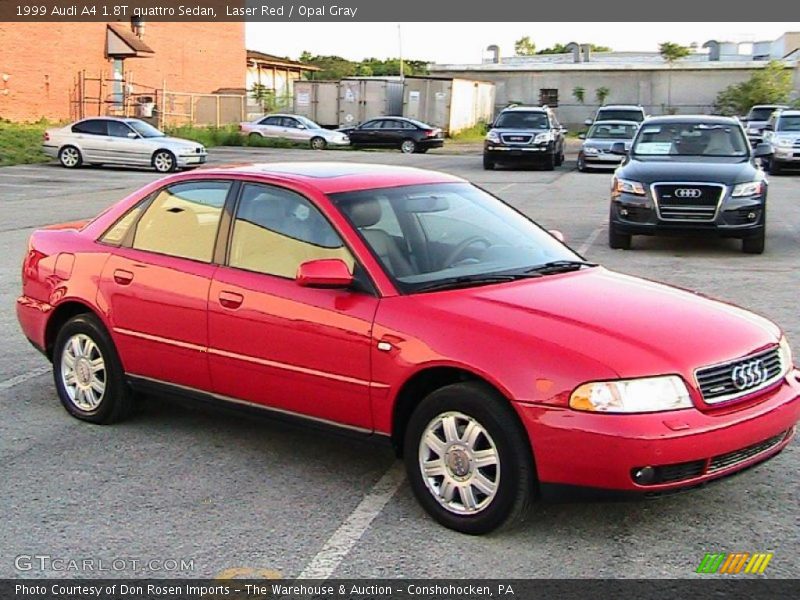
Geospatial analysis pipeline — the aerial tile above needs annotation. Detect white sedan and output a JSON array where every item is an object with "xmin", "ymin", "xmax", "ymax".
[
  {"xmin": 240, "ymin": 114, "xmax": 349, "ymax": 149},
  {"xmin": 43, "ymin": 117, "xmax": 206, "ymax": 173}
]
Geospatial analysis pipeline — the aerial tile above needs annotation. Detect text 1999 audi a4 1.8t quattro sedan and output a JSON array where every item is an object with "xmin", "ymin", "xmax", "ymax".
[{"xmin": 17, "ymin": 163, "xmax": 800, "ymax": 534}]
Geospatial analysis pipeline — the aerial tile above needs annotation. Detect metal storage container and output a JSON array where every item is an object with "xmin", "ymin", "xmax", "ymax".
[
  {"xmin": 403, "ymin": 77, "xmax": 496, "ymax": 134},
  {"xmin": 293, "ymin": 80, "xmax": 340, "ymax": 128},
  {"xmin": 338, "ymin": 78, "xmax": 404, "ymax": 127}
]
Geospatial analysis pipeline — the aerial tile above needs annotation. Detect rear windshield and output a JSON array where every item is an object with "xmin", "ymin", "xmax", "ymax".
[
  {"xmin": 494, "ymin": 112, "xmax": 549, "ymax": 129},
  {"xmin": 596, "ymin": 110, "xmax": 644, "ymax": 123}
]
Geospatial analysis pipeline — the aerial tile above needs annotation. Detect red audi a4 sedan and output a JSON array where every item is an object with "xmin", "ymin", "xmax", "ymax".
[{"xmin": 17, "ymin": 163, "xmax": 800, "ymax": 534}]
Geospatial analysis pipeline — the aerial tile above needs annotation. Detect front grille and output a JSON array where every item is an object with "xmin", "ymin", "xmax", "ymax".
[
  {"xmin": 653, "ymin": 183, "xmax": 724, "ymax": 222},
  {"xmin": 708, "ymin": 431, "xmax": 789, "ymax": 474},
  {"xmin": 695, "ymin": 346, "xmax": 783, "ymax": 404},
  {"xmin": 500, "ymin": 133, "xmax": 533, "ymax": 145},
  {"xmin": 652, "ymin": 461, "xmax": 705, "ymax": 484}
]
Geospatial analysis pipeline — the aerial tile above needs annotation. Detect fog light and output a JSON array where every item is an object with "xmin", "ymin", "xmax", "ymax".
[
  {"xmin": 632, "ymin": 466, "xmax": 656, "ymax": 484},
  {"xmin": 748, "ymin": 212, "xmax": 757, "ymax": 220},
  {"xmin": 620, "ymin": 208, "xmax": 629, "ymax": 217}
]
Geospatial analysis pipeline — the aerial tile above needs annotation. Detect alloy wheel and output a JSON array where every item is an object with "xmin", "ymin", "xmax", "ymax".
[
  {"xmin": 153, "ymin": 151, "xmax": 175, "ymax": 173},
  {"xmin": 60, "ymin": 147, "xmax": 80, "ymax": 167},
  {"xmin": 60, "ymin": 333, "xmax": 106, "ymax": 412}
]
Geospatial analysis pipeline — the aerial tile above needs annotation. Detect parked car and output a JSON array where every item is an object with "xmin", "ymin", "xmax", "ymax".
[
  {"xmin": 338, "ymin": 117, "xmax": 443, "ymax": 153},
  {"xmin": 483, "ymin": 105, "xmax": 566, "ymax": 170},
  {"xmin": 239, "ymin": 114, "xmax": 349, "ymax": 150},
  {"xmin": 43, "ymin": 117, "xmax": 206, "ymax": 173},
  {"xmin": 585, "ymin": 104, "xmax": 647, "ymax": 126},
  {"xmin": 762, "ymin": 109, "xmax": 800, "ymax": 175},
  {"xmin": 609, "ymin": 115, "xmax": 772, "ymax": 254},
  {"xmin": 577, "ymin": 120, "xmax": 639, "ymax": 171},
  {"xmin": 17, "ymin": 163, "xmax": 799, "ymax": 534},
  {"xmin": 742, "ymin": 104, "xmax": 788, "ymax": 147}
]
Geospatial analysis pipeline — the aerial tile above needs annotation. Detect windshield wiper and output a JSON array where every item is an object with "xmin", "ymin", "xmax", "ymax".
[
  {"xmin": 524, "ymin": 260, "xmax": 598, "ymax": 275},
  {"xmin": 414, "ymin": 273, "xmax": 543, "ymax": 293}
]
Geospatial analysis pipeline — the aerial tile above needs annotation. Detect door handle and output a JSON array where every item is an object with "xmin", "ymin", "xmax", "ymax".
[
  {"xmin": 218, "ymin": 291, "xmax": 244, "ymax": 309},
  {"xmin": 113, "ymin": 269, "xmax": 134, "ymax": 285}
]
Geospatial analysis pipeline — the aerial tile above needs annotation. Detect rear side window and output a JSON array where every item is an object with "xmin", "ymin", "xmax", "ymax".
[
  {"xmin": 100, "ymin": 205, "xmax": 145, "ymax": 246},
  {"xmin": 228, "ymin": 183, "xmax": 353, "ymax": 279},
  {"xmin": 132, "ymin": 181, "xmax": 230, "ymax": 262},
  {"xmin": 361, "ymin": 120, "xmax": 383, "ymax": 130},
  {"xmin": 72, "ymin": 120, "xmax": 108, "ymax": 135}
]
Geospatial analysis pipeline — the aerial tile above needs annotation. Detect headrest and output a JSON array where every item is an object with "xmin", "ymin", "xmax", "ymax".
[{"xmin": 344, "ymin": 198, "xmax": 382, "ymax": 228}]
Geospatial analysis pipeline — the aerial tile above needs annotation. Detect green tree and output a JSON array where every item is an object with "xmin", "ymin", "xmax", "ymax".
[
  {"xmin": 714, "ymin": 61, "xmax": 794, "ymax": 116},
  {"xmin": 538, "ymin": 43, "xmax": 612, "ymax": 55},
  {"xmin": 659, "ymin": 42, "xmax": 691, "ymax": 111},
  {"xmin": 572, "ymin": 86, "xmax": 586, "ymax": 104},
  {"xmin": 514, "ymin": 36, "xmax": 537, "ymax": 56},
  {"xmin": 298, "ymin": 53, "xmax": 357, "ymax": 80},
  {"xmin": 595, "ymin": 86, "xmax": 610, "ymax": 105}
]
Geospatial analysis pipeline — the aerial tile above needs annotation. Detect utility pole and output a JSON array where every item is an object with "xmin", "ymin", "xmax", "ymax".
[{"xmin": 398, "ymin": 24, "xmax": 405, "ymax": 81}]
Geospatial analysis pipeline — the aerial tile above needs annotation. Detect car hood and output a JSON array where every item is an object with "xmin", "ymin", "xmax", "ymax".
[
  {"xmin": 583, "ymin": 139, "xmax": 632, "ymax": 150},
  {"xmin": 319, "ymin": 129, "xmax": 349, "ymax": 139},
  {"xmin": 745, "ymin": 120, "xmax": 770, "ymax": 130},
  {"xmin": 774, "ymin": 132, "xmax": 800, "ymax": 143},
  {"xmin": 426, "ymin": 268, "xmax": 779, "ymax": 379},
  {"xmin": 618, "ymin": 157, "xmax": 760, "ymax": 185},
  {"xmin": 147, "ymin": 136, "xmax": 205, "ymax": 150}
]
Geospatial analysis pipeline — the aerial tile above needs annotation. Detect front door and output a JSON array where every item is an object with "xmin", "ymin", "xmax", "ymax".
[
  {"xmin": 98, "ymin": 180, "xmax": 232, "ymax": 390},
  {"xmin": 208, "ymin": 182, "xmax": 378, "ymax": 430}
]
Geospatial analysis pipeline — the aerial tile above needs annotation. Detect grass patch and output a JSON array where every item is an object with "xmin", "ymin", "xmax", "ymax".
[
  {"xmin": 0, "ymin": 119, "xmax": 50, "ymax": 166},
  {"xmin": 449, "ymin": 122, "xmax": 489, "ymax": 143}
]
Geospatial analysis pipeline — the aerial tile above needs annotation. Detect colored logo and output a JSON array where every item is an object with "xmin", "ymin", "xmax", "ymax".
[{"xmin": 696, "ymin": 552, "xmax": 773, "ymax": 574}]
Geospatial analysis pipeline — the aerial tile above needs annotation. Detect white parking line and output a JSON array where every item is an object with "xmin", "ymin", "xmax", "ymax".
[
  {"xmin": 576, "ymin": 225, "xmax": 604, "ymax": 255},
  {"xmin": 298, "ymin": 462, "xmax": 406, "ymax": 579},
  {"xmin": 0, "ymin": 366, "xmax": 51, "ymax": 391},
  {"xmin": 495, "ymin": 183, "xmax": 517, "ymax": 192}
]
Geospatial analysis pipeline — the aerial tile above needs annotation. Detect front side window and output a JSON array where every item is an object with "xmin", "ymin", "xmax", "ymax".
[
  {"xmin": 132, "ymin": 181, "xmax": 230, "ymax": 262},
  {"xmin": 494, "ymin": 111, "xmax": 549, "ymax": 129},
  {"xmin": 108, "ymin": 121, "xmax": 134, "ymax": 138},
  {"xmin": 632, "ymin": 122, "xmax": 748, "ymax": 157},
  {"xmin": 126, "ymin": 120, "xmax": 165, "ymax": 138},
  {"xmin": 228, "ymin": 184, "xmax": 354, "ymax": 279},
  {"xmin": 331, "ymin": 183, "xmax": 579, "ymax": 292}
]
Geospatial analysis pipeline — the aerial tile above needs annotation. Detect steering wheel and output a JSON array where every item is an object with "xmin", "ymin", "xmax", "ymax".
[{"xmin": 441, "ymin": 236, "xmax": 492, "ymax": 269}]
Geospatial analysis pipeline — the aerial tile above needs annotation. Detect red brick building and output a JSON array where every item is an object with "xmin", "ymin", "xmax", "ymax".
[{"xmin": 0, "ymin": 21, "xmax": 245, "ymax": 122}]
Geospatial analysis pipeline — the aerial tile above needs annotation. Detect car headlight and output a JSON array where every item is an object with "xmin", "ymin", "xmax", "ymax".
[
  {"xmin": 779, "ymin": 335, "xmax": 794, "ymax": 373},
  {"xmin": 776, "ymin": 138, "xmax": 793, "ymax": 148},
  {"xmin": 583, "ymin": 146, "xmax": 600, "ymax": 155},
  {"xmin": 485, "ymin": 131, "xmax": 500, "ymax": 143},
  {"xmin": 748, "ymin": 128, "xmax": 761, "ymax": 135},
  {"xmin": 612, "ymin": 177, "xmax": 646, "ymax": 196},
  {"xmin": 731, "ymin": 181, "xmax": 764, "ymax": 197},
  {"xmin": 569, "ymin": 375, "xmax": 692, "ymax": 413},
  {"xmin": 534, "ymin": 132, "xmax": 553, "ymax": 144}
]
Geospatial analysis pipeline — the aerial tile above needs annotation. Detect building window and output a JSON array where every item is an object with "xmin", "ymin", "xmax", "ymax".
[{"xmin": 539, "ymin": 89, "xmax": 559, "ymax": 107}]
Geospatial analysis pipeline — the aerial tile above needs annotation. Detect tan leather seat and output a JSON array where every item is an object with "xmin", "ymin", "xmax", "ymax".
[{"xmin": 342, "ymin": 198, "xmax": 414, "ymax": 277}]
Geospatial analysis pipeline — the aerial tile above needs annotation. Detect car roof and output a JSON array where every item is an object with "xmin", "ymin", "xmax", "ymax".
[
  {"xmin": 777, "ymin": 110, "xmax": 800, "ymax": 117},
  {"xmin": 597, "ymin": 105, "xmax": 644, "ymax": 110},
  {"xmin": 643, "ymin": 115, "xmax": 740, "ymax": 125},
  {"xmin": 73, "ymin": 116, "xmax": 133, "ymax": 123},
  {"xmin": 751, "ymin": 104, "xmax": 787, "ymax": 109},
  {"xmin": 588, "ymin": 120, "xmax": 640, "ymax": 127},
  {"xmin": 500, "ymin": 106, "xmax": 547, "ymax": 113},
  {"xmin": 184, "ymin": 162, "xmax": 463, "ymax": 194}
]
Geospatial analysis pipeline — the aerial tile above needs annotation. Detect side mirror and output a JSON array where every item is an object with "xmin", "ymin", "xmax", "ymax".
[
  {"xmin": 610, "ymin": 142, "xmax": 628, "ymax": 156},
  {"xmin": 763, "ymin": 123, "xmax": 774, "ymax": 131},
  {"xmin": 578, "ymin": 133, "xmax": 586, "ymax": 140},
  {"xmin": 548, "ymin": 229, "xmax": 566, "ymax": 243},
  {"xmin": 297, "ymin": 124, "xmax": 306, "ymax": 129},
  {"xmin": 753, "ymin": 143, "xmax": 773, "ymax": 158},
  {"xmin": 584, "ymin": 118, "xmax": 593, "ymax": 126},
  {"xmin": 127, "ymin": 132, "xmax": 138, "ymax": 139},
  {"xmin": 296, "ymin": 259, "xmax": 353, "ymax": 289}
]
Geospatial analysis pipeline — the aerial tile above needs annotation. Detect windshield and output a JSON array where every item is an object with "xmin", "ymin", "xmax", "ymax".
[
  {"xmin": 494, "ymin": 112, "xmax": 549, "ymax": 129},
  {"xmin": 297, "ymin": 116, "xmax": 322, "ymax": 129},
  {"xmin": 747, "ymin": 108, "xmax": 778, "ymax": 121},
  {"xmin": 127, "ymin": 120, "xmax": 165, "ymax": 138},
  {"xmin": 588, "ymin": 123, "xmax": 638, "ymax": 139},
  {"xmin": 777, "ymin": 116, "xmax": 800, "ymax": 132},
  {"xmin": 632, "ymin": 122, "xmax": 748, "ymax": 157},
  {"xmin": 330, "ymin": 183, "xmax": 581, "ymax": 293},
  {"xmin": 596, "ymin": 110, "xmax": 644, "ymax": 123}
]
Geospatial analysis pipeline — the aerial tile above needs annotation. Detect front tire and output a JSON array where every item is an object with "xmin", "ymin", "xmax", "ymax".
[
  {"xmin": 483, "ymin": 156, "xmax": 495, "ymax": 170},
  {"xmin": 310, "ymin": 136, "xmax": 327, "ymax": 150},
  {"xmin": 58, "ymin": 146, "xmax": 83, "ymax": 169},
  {"xmin": 53, "ymin": 314, "xmax": 133, "ymax": 424},
  {"xmin": 769, "ymin": 159, "xmax": 782, "ymax": 175},
  {"xmin": 152, "ymin": 150, "xmax": 177, "ymax": 173},
  {"xmin": 543, "ymin": 154, "xmax": 555, "ymax": 171},
  {"xmin": 609, "ymin": 224, "xmax": 632, "ymax": 249},
  {"xmin": 742, "ymin": 229, "xmax": 766, "ymax": 254},
  {"xmin": 577, "ymin": 154, "xmax": 587, "ymax": 172},
  {"xmin": 400, "ymin": 139, "xmax": 417, "ymax": 154},
  {"xmin": 404, "ymin": 382, "xmax": 534, "ymax": 535}
]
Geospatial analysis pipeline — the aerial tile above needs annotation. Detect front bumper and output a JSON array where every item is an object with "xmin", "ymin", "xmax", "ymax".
[
  {"xmin": 484, "ymin": 141, "xmax": 553, "ymax": 161},
  {"xmin": 581, "ymin": 151, "xmax": 623, "ymax": 166},
  {"xmin": 610, "ymin": 188, "xmax": 766, "ymax": 238},
  {"xmin": 176, "ymin": 153, "xmax": 207, "ymax": 167},
  {"xmin": 772, "ymin": 147, "xmax": 800, "ymax": 163},
  {"xmin": 520, "ymin": 371, "xmax": 800, "ymax": 497}
]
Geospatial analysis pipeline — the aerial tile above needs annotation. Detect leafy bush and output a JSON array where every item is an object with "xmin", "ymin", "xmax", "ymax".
[{"xmin": 714, "ymin": 61, "xmax": 793, "ymax": 116}]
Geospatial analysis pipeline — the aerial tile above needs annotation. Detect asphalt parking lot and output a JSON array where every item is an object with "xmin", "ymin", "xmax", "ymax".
[{"xmin": 1, "ymin": 147, "xmax": 798, "ymax": 579}]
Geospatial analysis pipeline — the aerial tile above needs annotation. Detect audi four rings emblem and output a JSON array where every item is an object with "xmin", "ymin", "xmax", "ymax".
[
  {"xmin": 731, "ymin": 359, "xmax": 769, "ymax": 390},
  {"xmin": 675, "ymin": 188, "xmax": 703, "ymax": 198}
]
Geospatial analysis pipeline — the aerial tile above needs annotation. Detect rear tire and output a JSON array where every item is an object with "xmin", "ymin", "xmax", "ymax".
[
  {"xmin": 400, "ymin": 139, "xmax": 417, "ymax": 154},
  {"xmin": 58, "ymin": 146, "xmax": 83, "ymax": 169},
  {"xmin": 483, "ymin": 156, "xmax": 495, "ymax": 170},
  {"xmin": 742, "ymin": 229, "xmax": 765, "ymax": 254},
  {"xmin": 52, "ymin": 314, "xmax": 133, "ymax": 424},
  {"xmin": 404, "ymin": 382, "xmax": 534, "ymax": 535},
  {"xmin": 609, "ymin": 225, "xmax": 632, "ymax": 250}
]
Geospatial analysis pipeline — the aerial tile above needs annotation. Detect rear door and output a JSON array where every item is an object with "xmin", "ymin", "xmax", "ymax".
[
  {"xmin": 380, "ymin": 119, "xmax": 405, "ymax": 147},
  {"xmin": 98, "ymin": 179, "xmax": 233, "ymax": 390},
  {"xmin": 257, "ymin": 116, "xmax": 284, "ymax": 139},
  {"xmin": 350, "ymin": 119, "xmax": 384, "ymax": 146}
]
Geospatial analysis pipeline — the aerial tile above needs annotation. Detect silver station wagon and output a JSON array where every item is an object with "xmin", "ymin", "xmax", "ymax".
[
  {"xmin": 577, "ymin": 120, "xmax": 639, "ymax": 171},
  {"xmin": 43, "ymin": 117, "xmax": 207, "ymax": 173}
]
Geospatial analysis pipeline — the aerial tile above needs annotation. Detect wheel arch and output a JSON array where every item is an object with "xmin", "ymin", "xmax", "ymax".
[
  {"xmin": 44, "ymin": 300, "xmax": 105, "ymax": 361},
  {"xmin": 151, "ymin": 148, "xmax": 176, "ymax": 164}
]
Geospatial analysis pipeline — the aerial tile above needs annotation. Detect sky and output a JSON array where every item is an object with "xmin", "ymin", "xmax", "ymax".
[{"xmin": 247, "ymin": 22, "xmax": 800, "ymax": 64}]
